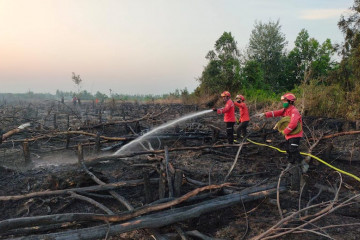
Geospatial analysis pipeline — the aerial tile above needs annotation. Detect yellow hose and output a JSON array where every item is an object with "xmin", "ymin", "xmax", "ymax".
[{"xmin": 246, "ymin": 138, "xmax": 360, "ymax": 183}]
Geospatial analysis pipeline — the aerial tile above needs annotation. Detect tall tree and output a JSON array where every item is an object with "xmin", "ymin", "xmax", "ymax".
[
  {"xmin": 247, "ymin": 20, "xmax": 287, "ymax": 91},
  {"xmin": 335, "ymin": 0, "xmax": 360, "ymax": 91},
  {"xmin": 338, "ymin": 0, "xmax": 360, "ymax": 56},
  {"xmin": 197, "ymin": 32, "xmax": 241, "ymax": 94},
  {"xmin": 72, "ymin": 72, "xmax": 82, "ymax": 94},
  {"xmin": 311, "ymin": 39, "xmax": 336, "ymax": 80},
  {"xmin": 286, "ymin": 29, "xmax": 335, "ymax": 89},
  {"xmin": 241, "ymin": 60, "xmax": 264, "ymax": 89}
]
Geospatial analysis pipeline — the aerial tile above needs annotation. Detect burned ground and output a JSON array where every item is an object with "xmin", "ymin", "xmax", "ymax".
[{"xmin": 0, "ymin": 100, "xmax": 359, "ymax": 240}]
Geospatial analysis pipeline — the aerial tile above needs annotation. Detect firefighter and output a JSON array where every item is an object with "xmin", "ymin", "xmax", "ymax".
[
  {"xmin": 213, "ymin": 91, "xmax": 236, "ymax": 144},
  {"xmin": 234, "ymin": 94, "xmax": 250, "ymax": 142},
  {"xmin": 255, "ymin": 93, "xmax": 304, "ymax": 165}
]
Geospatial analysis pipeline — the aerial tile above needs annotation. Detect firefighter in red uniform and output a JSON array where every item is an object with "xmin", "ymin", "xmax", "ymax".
[
  {"xmin": 213, "ymin": 91, "xmax": 236, "ymax": 144},
  {"xmin": 234, "ymin": 94, "xmax": 250, "ymax": 141},
  {"xmin": 256, "ymin": 93, "xmax": 303, "ymax": 164}
]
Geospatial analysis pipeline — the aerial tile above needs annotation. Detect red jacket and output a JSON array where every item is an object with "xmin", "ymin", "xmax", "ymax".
[
  {"xmin": 217, "ymin": 99, "xmax": 236, "ymax": 122},
  {"xmin": 234, "ymin": 101, "xmax": 250, "ymax": 122},
  {"xmin": 265, "ymin": 105, "xmax": 303, "ymax": 140}
]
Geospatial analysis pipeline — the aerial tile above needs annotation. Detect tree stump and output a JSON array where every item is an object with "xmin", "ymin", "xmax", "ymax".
[
  {"xmin": 143, "ymin": 172, "xmax": 152, "ymax": 203},
  {"xmin": 22, "ymin": 141, "xmax": 31, "ymax": 166},
  {"xmin": 159, "ymin": 164, "xmax": 166, "ymax": 199},
  {"xmin": 174, "ymin": 169, "xmax": 183, "ymax": 197}
]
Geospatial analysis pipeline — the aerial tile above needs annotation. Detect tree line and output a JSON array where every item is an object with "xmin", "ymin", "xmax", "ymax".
[
  {"xmin": 196, "ymin": 0, "xmax": 360, "ymax": 120},
  {"xmin": 54, "ymin": 88, "xmax": 189, "ymax": 102},
  {"xmin": 196, "ymin": 22, "xmax": 335, "ymax": 96},
  {"xmin": 0, "ymin": 89, "xmax": 189, "ymax": 103}
]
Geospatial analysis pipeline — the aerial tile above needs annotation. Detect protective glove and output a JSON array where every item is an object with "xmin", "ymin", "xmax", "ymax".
[
  {"xmin": 18, "ymin": 123, "xmax": 31, "ymax": 130},
  {"xmin": 212, "ymin": 108, "xmax": 217, "ymax": 112}
]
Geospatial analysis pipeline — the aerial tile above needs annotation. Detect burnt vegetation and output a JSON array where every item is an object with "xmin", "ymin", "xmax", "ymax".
[
  {"xmin": 1, "ymin": 2, "xmax": 360, "ymax": 239},
  {"xmin": 0, "ymin": 99, "xmax": 359, "ymax": 240}
]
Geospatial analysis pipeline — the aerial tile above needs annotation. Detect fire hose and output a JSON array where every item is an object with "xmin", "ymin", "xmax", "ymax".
[{"xmin": 246, "ymin": 138, "xmax": 360, "ymax": 183}]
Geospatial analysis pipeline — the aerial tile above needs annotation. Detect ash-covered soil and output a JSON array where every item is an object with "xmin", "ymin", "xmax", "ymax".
[{"xmin": 0, "ymin": 101, "xmax": 359, "ymax": 240}]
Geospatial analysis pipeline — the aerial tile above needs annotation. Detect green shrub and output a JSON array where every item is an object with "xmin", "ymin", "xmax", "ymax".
[{"xmin": 298, "ymin": 80, "xmax": 359, "ymax": 120}]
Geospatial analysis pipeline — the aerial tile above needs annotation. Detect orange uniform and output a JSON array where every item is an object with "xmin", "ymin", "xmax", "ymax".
[
  {"xmin": 265, "ymin": 105, "xmax": 303, "ymax": 140},
  {"xmin": 217, "ymin": 99, "xmax": 236, "ymax": 122},
  {"xmin": 234, "ymin": 101, "xmax": 250, "ymax": 122}
]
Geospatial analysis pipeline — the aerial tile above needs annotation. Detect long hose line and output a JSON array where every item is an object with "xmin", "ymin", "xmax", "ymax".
[{"xmin": 246, "ymin": 138, "xmax": 360, "ymax": 183}]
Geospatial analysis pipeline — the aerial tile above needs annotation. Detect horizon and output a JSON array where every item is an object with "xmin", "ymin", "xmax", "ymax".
[{"xmin": 0, "ymin": 0, "xmax": 353, "ymax": 95}]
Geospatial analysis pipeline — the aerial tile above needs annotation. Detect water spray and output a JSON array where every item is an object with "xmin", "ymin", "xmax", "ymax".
[{"xmin": 113, "ymin": 109, "xmax": 213, "ymax": 155}]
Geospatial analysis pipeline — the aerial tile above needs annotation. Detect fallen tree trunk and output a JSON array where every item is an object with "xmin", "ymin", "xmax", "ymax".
[
  {"xmin": 309, "ymin": 130, "xmax": 360, "ymax": 141},
  {"xmin": 0, "ymin": 183, "xmax": 230, "ymax": 233},
  {"xmin": 9, "ymin": 185, "xmax": 285, "ymax": 240},
  {"xmin": 1, "ymin": 123, "xmax": 31, "ymax": 142},
  {"xmin": 5, "ymin": 130, "xmax": 135, "ymax": 143},
  {"xmin": 0, "ymin": 178, "xmax": 159, "ymax": 201}
]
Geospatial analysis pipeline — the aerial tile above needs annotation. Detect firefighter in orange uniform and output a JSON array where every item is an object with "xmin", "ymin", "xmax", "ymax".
[
  {"xmin": 213, "ymin": 91, "xmax": 236, "ymax": 144},
  {"xmin": 256, "ymin": 93, "xmax": 303, "ymax": 164},
  {"xmin": 234, "ymin": 94, "xmax": 250, "ymax": 141}
]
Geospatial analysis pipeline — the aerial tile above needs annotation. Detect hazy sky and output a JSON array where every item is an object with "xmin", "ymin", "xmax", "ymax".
[{"xmin": 0, "ymin": 0, "xmax": 353, "ymax": 95}]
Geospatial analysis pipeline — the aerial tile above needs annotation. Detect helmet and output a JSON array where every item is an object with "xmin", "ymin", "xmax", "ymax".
[
  {"xmin": 235, "ymin": 94, "xmax": 245, "ymax": 101},
  {"xmin": 281, "ymin": 93, "xmax": 296, "ymax": 102},
  {"xmin": 221, "ymin": 91, "xmax": 231, "ymax": 97}
]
